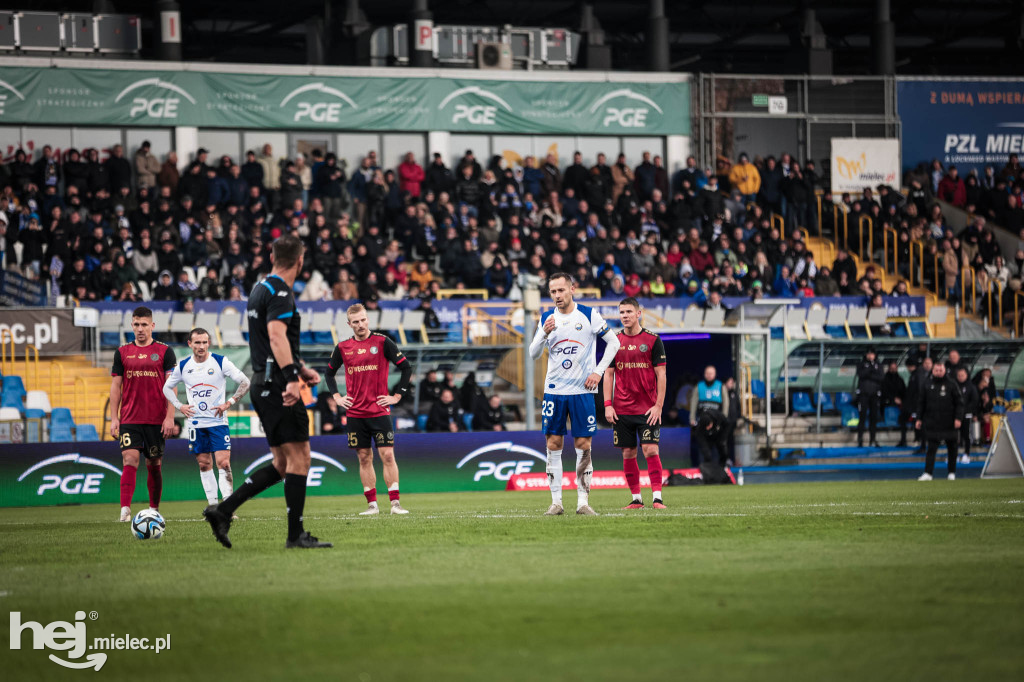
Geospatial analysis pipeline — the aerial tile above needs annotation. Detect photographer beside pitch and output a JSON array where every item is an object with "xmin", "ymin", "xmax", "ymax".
[
  {"xmin": 529, "ymin": 272, "xmax": 620, "ymax": 516},
  {"xmin": 603, "ymin": 297, "xmax": 667, "ymax": 509},
  {"xmin": 203, "ymin": 235, "xmax": 329, "ymax": 549},
  {"xmin": 163, "ymin": 328, "xmax": 250, "ymax": 513}
]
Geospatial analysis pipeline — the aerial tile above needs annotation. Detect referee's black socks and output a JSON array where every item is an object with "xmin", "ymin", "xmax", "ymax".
[
  {"xmin": 284, "ymin": 473, "xmax": 307, "ymax": 541},
  {"xmin": 219, "ymin": 464, "xmax": 282, "ymax": 516}
]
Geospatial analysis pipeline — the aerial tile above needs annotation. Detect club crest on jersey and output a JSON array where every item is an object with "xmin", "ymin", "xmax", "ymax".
[
  {"xmin": 562, "ymin": 360, "xmax": 573, "ymax": 370},
  {"xmin": 640, "ymin": 344, "xmax": 648, "ymax": 352},
  {"xmin": 370, "ymin": 346, "xmax": 378, "ymax": 354},
  {"xmin": 150, "ymin": 353, "xmax": 159, "ymax": 361},
  {"xmin": 575, "ymin": 323, "xmax": 583, "ymax": 331},
  {"xmin": 208, "ymin": 368, "xmax": 215, "ymax": 375}
]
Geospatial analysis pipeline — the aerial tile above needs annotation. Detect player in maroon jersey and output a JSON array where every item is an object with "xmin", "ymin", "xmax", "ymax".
[
  {"xmin": 325, "ymin": 303, "xmax": 413, "ymax": 515},
  {"xmin": 110, "ymin": 306, "xmax": 177, "ymax": 522},
  {"xmin": 602, "ymin": 297, "xmax": 667, "ymax": 509}
]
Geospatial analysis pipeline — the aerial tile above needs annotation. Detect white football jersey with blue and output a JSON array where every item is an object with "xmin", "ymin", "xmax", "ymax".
[
  {"xmin": 535, "ymin": 303, "xmax": 610, "ymax": 395},
  {"xmin": 165, "ymin": 354, "xmax": 247, "ymax": 429}
]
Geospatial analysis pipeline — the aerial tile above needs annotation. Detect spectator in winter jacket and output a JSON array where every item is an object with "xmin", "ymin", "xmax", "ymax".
[
  {"xmin": 427, "ymin": 388, "xmax": 464, "ymax": 432},
  {"xmin": 729, "ymin": 153, "xmax": 761, "ymax": 204},
  {"xmin": 611, "ymin": 154, "xmax": 634, "ymax": 202},
  {"xmin": 134, "ymin": 141, "xmax": 161, "ymax": 189},
  {"xmin": 937, "ymin": 166, "xmax": 967, "ymax": 208},
  {"xmin": 634, "ymin": 151, "xmax": 656, "ymax": 202},
  {"xmin": 398, "ymin": 152, "xmax": 425, "ymax": 198},
  {"xmin": 424, "ymin": 153, "xmax": 455, "ymax": 196}
]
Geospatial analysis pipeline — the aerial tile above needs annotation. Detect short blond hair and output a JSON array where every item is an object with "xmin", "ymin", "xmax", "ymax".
[{"xmin": 346, "ymin": 303, "xmax": 366, "ymax": 318}]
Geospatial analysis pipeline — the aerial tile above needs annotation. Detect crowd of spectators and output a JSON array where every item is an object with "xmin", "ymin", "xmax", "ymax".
[{"xmin": 3, "ymin": 139, "xmax": 1024, "ymax": 321}]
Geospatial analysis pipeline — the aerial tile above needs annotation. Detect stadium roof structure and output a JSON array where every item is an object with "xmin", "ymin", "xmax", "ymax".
[{"xmin": 19, "ymin": 0, "xmax": 1023, "ymax": 75}]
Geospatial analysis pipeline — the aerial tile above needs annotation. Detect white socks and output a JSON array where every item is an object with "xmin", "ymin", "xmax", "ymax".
[
  {"xmin": 546, "ymin": 449, "xmax": 563, "ymax": 505},
  {"xmin": 575, "ymin": 448, "xmax": 593, "ymax": 508},
  {"xmin": 200, "ymin": 469, "xmax": 218, "ymax": 505},
  {"xmin": 218, "ymin": 466, "xmax": 233, "ymax": 499}
]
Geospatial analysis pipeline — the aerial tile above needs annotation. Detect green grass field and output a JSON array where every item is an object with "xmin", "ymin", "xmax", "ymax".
[{"xmin": 4, "ymin": 480, "xmax": 1024, "ymax": 681}]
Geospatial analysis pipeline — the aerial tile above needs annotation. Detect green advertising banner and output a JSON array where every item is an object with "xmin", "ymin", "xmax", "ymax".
[
  {"xmin": 0, "ymin": 430, "xmax": 692, "ymax": 507},
  {"xmin": 0, "ymin": 66, "xmax": 689, "ymax": 135}
]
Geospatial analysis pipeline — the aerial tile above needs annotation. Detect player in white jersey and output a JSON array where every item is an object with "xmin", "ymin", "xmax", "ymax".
[
  {"xmin": 163, "ymin": 328, "xmax": 250, "ymax": 512},
  {"xmin": 529, "ymin": 272, "xmax": 620, "ymax": 516}
]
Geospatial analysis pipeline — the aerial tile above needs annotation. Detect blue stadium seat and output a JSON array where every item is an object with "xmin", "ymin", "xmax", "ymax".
[
  {"xmin": 792, "ymin": 392, "xmax": 815, "ymax": 414},
  {"xmin": 993, "ymin": 404, "xmax": 1008, "ymax": 415},
  {"xmin": 51, "ymin": 407, "xmax": 75, "ymax": 428},
  {"xmin": 1004, "ymin": 388, "xmax": 1021, "ymax": 402},
  {"xmin": 2, "ymin": 375, "xmax": 26, "ymax": 398},
  {"xmin": 841, "ymin": 405, "xmax": 860, "ymax": 428},
  {"xmin": 76, "ymin": 424, "xmax": 100, "ymax": 441},
  {"xmin": 750, "ymin": 380, "xmax": 766, "ymax": 400},
  {"xmin": 463, "ymin": 413, "xmax": 474, "ymax": 432},
  {"xmin": 50, "ymin": 423, "xmax": 74, "ymax": 442},
  {"xmin": 908, "ymin": 321, "xmax": 930, "ymax": 337},
  {"xmin": 2, "ymin": 392, "xmax": 24, "ymax": 414},
  {"xmin": 836, "ymin": 392, "xmax": 854, "ymax": 409},
  {"xmin": 816, "ymin": 392, "xmax": 836, "ymax": 413},
  {"xmin": 24, "ymin": 408, "xmax": 45, "ymax": 443},
  {"xmin": 416, "ymin": 414, "xmax": 428, "ymax": 432},
  {"xmin": 891, "ymin": 324, "xmax": 909, "ymax": 337},
  {"xmin": 825, "ymin": 325, "xmax": 848, "ymax": 338},
  {"xmin": 880, "ymin": 406, "xmax": 901, "ymax": 428}
]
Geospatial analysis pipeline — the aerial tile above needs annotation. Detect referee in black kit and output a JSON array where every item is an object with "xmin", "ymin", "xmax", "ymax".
[{"xmin": 204, "ymin": 235, "xmax": 332, "ymax": 549}]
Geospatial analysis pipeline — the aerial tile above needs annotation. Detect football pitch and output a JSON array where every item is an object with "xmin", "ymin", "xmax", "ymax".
[{"xmin": 4, "ymin": 480, "xmax": 1024, "ymax": 681}]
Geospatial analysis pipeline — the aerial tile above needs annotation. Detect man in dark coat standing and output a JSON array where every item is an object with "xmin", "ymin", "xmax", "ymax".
[
  {"xmin": 954, "ymin": 367, "xmax": 979, "ymax": 464},
  {"xmin": 915, "ymin": 362, "xmax": 964, "ymax": 481},
  {"xmin": 907, "ymin": 356, "xmax": 932, "ymax": 452},
  {"xmin": 881, "ymin": 360, "xmax": 908, "ymax": 446},
  {"xmin": 856, "ymin": 349, "xmax": 884, "ymax": 447}
]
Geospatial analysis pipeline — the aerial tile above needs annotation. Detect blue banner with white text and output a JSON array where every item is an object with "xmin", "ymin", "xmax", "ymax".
[{"xmin": 897, "ymin": 79, "xmax": 1024, "ymax": 177}]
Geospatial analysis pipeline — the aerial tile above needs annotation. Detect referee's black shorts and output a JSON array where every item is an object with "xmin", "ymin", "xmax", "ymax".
[{"xmin": 252, "ymin": 381, "xmax": 309, "ymax": 447}]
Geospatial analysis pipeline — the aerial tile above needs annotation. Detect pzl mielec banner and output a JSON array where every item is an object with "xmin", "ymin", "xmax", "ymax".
[{"xmin": 897, "ymin": 79, "xmax": 1024, "ymax": 177}]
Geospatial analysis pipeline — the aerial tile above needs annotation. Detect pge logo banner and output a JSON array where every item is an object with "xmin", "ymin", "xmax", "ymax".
[
  {"xmin": 830, "ymin": 138, "xmax": 900, "ymax": 194},
  {"xmin": 897, "ymin": 79, "xmax": 1024, "ymax": 177},
  {"xmin": 0, "ymin": 65, "xmax": 689, "ymax": 135}
]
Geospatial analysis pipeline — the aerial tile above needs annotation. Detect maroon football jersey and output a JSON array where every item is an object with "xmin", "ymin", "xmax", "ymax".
[
  {"xmin": 327, "ymin": 333, "xmax": 407, "ymax": 418},
  {"xmin": 611, "ymin": 328, "xmax": 666, "ymax": 415},
  {"xmin": 111, "ymin": 341, "xmax": 176, "ymax": 424}
]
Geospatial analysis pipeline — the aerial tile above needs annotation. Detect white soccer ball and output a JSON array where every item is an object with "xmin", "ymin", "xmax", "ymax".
[{"xmin": 131, "ymin": 509, "xmax": 166, "ymax": 540}]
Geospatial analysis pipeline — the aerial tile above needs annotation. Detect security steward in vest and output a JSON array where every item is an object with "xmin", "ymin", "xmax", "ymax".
[
  {"xmin": 856, "ymin": 349, "xmax": 884, "ymax": 448},
  {"xmin": 915, "ymin": 362, "xmax": 964, "ymax": 481},
  {"xmin": 688, "ymin": 365, "xmax": 729, "ymax": 466}
]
